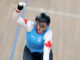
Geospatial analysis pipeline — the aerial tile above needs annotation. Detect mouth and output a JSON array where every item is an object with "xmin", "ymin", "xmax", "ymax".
[{"xmin": 36, "ymin": 28, "xmax": 43, "ymax": 34}]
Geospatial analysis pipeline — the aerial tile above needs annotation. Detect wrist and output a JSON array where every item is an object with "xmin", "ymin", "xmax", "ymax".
[{"xmin": 16, "ymin": 9, "xmax": 21, "ymax": 13}]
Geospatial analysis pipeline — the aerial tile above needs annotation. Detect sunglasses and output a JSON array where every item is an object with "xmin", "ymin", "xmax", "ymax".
[{"xmin": 36, "ymin": 21, "xmax": 47, "ymax": 30}]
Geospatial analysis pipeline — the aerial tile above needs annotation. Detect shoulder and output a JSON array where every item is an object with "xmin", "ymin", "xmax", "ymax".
[
  {"xmin": 45, "ymin": 29, "xmax": 52, "ymax": 35},
  {"xmin": 44, "ymin": 29, "xmax": 53, "ymax": 41},
  {"xmin": 45, "ymin": 27, "xmax": 52, "ymax": 36}
]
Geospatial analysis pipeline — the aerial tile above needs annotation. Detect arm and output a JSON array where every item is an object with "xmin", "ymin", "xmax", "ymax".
[
  {"xmin": 43, "ymin": 30, "xmax": 53, "ymax": 60},
  {"xmin": 12, "ymin": 2, "xmax": 34, "ymax": 32}
]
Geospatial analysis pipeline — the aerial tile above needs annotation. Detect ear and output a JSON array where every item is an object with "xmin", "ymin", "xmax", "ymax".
[{"xmin": 46, "ymin": 23, "xmax": 49, "ymax": 27}]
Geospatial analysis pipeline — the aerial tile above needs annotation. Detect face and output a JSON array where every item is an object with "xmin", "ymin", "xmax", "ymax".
[{"xmin": 36, "ymin": 21, "xmax": 47, "ymax": 34}]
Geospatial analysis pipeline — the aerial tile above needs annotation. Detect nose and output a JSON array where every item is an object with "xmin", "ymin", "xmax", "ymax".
[
  {"xmin": 39, "ymin": 27, "xmax": 44, "ymax": 31},
  {"xmin": 40, "ymin": 27, "xmax": 44, "ymax": 30}
]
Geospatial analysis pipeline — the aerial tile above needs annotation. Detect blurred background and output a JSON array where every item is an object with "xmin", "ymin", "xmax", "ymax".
[{"xmin": 0, "ymin": 0, "xmax": 80, "ymax": 60}]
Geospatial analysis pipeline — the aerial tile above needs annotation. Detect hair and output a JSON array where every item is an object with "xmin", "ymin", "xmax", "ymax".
[{"xmin": 35, "ymin": 13, "xmax": 50, "ymax": 26}]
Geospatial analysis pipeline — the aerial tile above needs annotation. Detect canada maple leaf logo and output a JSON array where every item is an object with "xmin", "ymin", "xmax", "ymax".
[
  {"xmin": 45, "ymin": 41, "xmax": 52, "ymax": 48},
  {"xmin": 24, "ymin": 19, "xmax": 28, "ymax": 24}
]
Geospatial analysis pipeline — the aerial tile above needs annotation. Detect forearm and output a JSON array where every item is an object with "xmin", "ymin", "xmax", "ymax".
[
  {"xmin": 12, "ymin": 7, "xmax": 26, "ymax": 27},
  {"xmin": 12, "ymin": 2, "xmax": 34, "ymax": 32},
  {"xmin": 43, "ymin": 47, "xmax": 50, "ymax": 60},
  {"xmin": 12, "ymin": 9, "xmax": 21, "ymax": 20}
]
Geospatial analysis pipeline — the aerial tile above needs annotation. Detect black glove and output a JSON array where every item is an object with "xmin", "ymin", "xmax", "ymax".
[
  {"xmin": 17, "ymin": 4, "xmax": 23, "ymax": 11},
  {"xmin": 17, "ymin": 2, "xmax": 26, "ymax": 11}
]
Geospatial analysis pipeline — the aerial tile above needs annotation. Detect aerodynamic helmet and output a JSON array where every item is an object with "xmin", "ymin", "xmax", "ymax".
[{"xmin": 35, "ymin": 13, "xmax": 50, "ymax": 26}]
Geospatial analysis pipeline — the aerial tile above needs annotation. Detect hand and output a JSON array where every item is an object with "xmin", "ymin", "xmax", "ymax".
[{"xmin": 17, "ymin": 2, "xmax": 26, "ymax": 11}]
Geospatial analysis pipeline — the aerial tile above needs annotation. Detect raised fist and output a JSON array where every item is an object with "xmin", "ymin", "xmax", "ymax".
[{"xmin": 17, "ymin": 2, "xmax": 26, "ymax": 11}]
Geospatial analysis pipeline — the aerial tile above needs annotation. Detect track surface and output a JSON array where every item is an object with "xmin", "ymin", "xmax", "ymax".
[{"xmin": 0, "ymin": 0, "xmax": 80, "ymax": 60}]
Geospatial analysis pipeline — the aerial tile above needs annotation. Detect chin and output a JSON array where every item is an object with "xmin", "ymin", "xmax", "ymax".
[{"xmin": 37, "ymin": 30, "xmax": 43, "ymax": 34}]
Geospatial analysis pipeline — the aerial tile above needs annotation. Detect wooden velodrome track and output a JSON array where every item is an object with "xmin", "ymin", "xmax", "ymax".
[{"xmin": 0, "ymin": 0, "xmax": 80, "ymax": 60}]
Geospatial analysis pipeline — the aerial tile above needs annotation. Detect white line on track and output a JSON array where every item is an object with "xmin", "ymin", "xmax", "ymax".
[
  {"xmin": 26, "ymin": 6, "xmax": 80, "ymax": 18},
  {"xmin": 14, "ymin": 5, "xmax": 80, "ymax": 18}
]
